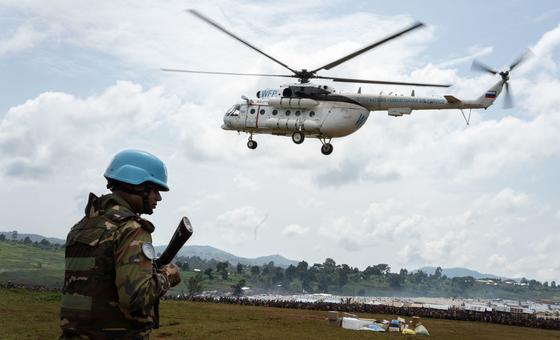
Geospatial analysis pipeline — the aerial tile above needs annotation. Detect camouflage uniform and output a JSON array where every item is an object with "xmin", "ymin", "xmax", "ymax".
[{"xmin": 60, "ymin": 193, "xmax": 170, "ymax": 339}]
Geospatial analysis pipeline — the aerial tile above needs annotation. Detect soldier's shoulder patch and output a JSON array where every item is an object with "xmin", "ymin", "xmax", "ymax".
[{"xmin": 141, "ymin": 242, "xmax": 156, "ymax": 261}]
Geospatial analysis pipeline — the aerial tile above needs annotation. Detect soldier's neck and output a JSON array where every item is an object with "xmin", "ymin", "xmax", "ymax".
[{"xmin": 111, "ymin": 190, "xmax": 143, "ymax": 215}]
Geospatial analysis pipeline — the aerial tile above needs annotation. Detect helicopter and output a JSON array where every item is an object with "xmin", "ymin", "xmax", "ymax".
[{"xmin": 164, "ymin": 10, "xmax": 531, "ymax": 155}]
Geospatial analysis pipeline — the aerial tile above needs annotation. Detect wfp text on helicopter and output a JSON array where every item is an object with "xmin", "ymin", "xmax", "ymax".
[{"xmin": 164, "ymin": 10, "xmax": 531, "ymax": 155}]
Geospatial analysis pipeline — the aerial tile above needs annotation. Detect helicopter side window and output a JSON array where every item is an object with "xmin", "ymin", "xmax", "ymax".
[
  {"xmin": 250, "ymin": 108, "xmax": 256, "ymax": 114},
  {"xmin": 285, "ymin": 110, "xmax": 291, "ymax": 116},
  {"xmin": 226, "ymin": 104, "xmax": 240, "ymax": 117},
  {"xmin": 309, "ymin": 111, "xmax": 315, "ymax": 117},
  {"xmin": 295, "ymin": 110, "xmax": 301, "ymax": 116},
  {"xmin": 260, "ymin": 109, "xmax": 266, "ymax": 115},
  {"xmin": 272, "ymin": 109, "xmax": 278, "ymax": 116}
]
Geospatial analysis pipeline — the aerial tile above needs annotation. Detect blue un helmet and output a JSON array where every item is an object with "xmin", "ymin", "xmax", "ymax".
[{"xmin": 104, "ymin": 149, "xmax": 169, "ymax": 191}]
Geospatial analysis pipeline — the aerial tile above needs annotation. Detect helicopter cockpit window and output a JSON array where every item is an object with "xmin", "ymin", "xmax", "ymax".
[{"xmin": 226, "ymin": 105, "xmax": 240, "ymax": 117}]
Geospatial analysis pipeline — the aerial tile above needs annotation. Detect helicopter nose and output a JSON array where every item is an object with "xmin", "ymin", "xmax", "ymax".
[{"xmin": 222, "ymin": 117, "xmax": 233, "ymax": 130}]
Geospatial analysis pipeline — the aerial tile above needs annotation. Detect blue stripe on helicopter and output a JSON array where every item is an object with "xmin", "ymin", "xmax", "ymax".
[{"xmin": 355, "ymin": 114, "xmax": 367, "ymax": 128}]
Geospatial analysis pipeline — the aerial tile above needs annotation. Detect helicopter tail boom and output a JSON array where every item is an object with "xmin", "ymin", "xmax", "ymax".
[{"xmin": 473, "ymin": 79, "xmax": 505, "ymax": 109}]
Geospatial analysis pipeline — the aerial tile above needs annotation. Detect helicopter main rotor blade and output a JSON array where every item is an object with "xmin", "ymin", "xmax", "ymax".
[
  {"xmin": 187, "ymin": 10, "xmax": 297, "ymax": 75},
  {"xmin": 315, "ymin": 75, "xmax": 451, "ymax": 88},
  {"xmin": 471, "ymin": 60, "xmax": 498, "ymax": 75},
  {"xmin": 311, "ymin": 21, "xmax": 425, "ymax": 73},
  {"xmin": 161, "ymin": 68, "xmax": 295, "ymax": 79}
]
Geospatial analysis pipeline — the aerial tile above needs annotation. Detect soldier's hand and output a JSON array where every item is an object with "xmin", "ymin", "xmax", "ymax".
[{"xmin": 161, "ymin": 263, "xmax": 181, "ymax": 287}]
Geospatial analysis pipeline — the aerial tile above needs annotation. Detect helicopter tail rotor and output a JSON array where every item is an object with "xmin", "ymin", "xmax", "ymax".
[{"xmin": 471, "ymin": 49, "xmax": 533, "ymax": 109}]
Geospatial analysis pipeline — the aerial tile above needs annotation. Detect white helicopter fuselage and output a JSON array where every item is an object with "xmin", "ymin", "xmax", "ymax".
[
  {"xmin": 222, "ymin": 79, "xmax": 505, "ymax": 140},
  {"xmin": 222, "ymin": 98, "xmax": 369, "ymax": 138}
]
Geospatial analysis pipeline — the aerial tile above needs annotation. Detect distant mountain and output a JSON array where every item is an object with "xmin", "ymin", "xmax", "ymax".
[
  {"xmin": 415, "ymin": 266, "xmax": 505, "ymax": 280},
  {"xmin": 0, "ymin": 231, "xmax": 65, "ymax": 245},
  {"xmin": 1, "ymin": 230, "xmax": 299, "ymax": 268},
  {"xmin": 154, "ymin": 244, "xmax": 299, "ymax": 268}
]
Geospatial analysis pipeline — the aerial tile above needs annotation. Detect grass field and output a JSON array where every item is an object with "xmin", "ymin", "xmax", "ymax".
[{"xmin": 1, "ymin": 289, "xmax": 559, "ymax": 339}]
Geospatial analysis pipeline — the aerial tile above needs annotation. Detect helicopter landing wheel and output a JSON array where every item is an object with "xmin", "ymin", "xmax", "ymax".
[
  {"xmin": 321, "ymin": 143, "xmax": 333, "ymax": 155},
  {"xmin": 291, "ymin": 131, "xmax": 305, "ymax": 144},
  {"xmin": 247, "ymin": 140, "xmax": 258, "ymax": 150}
]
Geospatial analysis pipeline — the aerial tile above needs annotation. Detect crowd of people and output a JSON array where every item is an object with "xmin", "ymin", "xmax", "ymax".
[
  {"xmin": 3, "ymin": 282, "xmax": 560, "ymax": 330},
  {"xmin": 163, "ymin": 294, "xmax": 560, "ymax": 330}
]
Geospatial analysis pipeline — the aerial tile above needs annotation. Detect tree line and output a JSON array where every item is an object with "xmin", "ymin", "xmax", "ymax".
[
  {"xmin": 174, "ymin": 256, "xmax": 559, "ymax": 300},
  {"xmin": 0, "ymin": 231, "xmax": 63, "ymax": 250}
]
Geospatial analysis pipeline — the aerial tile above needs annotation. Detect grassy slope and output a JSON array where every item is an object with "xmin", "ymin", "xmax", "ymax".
[
  {"xmin": 0, "ymin": 242, "xmax": 65, "ymax": 287},
  {"xmin": 1, "ymin": 241, "xmax": 559, "ymax": 302},
  {"xmin": 1, "ymin": 289, "xmax": 560, "ymax": 340}
]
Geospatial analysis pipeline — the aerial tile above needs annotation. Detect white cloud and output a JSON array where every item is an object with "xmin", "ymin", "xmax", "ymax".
[
  {"xmin": 233, "ymin": 173, "xmax": 259, "ymax": 191},
  {"xmin": 282, "ymin": 224, "xmax": 308, "ymax": 237},
  {"xmin": 215, "ymin": 206, "xmax": 267, "ymax": 243},
  {"xmin": 437, "ymin": 45, "xmax": 494, "ymax": 68},
  {"xmin": 0, "ymin": 81, "xmax": 181, "ymax": 180},
  {"xmin": 315, "ymin": 187, "xmax": 560, "ymax": 279},
  {"xmin": 0, "ymin": 22, "xmax": 48, "ymax": 56}
]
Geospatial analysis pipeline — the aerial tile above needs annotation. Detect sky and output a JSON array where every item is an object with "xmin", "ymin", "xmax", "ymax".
[{"xmin": 1, "ymin": 0, "xmax": 560, "ymax": 281}]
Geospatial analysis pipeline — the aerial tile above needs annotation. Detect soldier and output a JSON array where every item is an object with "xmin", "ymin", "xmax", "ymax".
[{"xmin": 60, "ymin": 149, "xmax": 181, "ymax": 339}]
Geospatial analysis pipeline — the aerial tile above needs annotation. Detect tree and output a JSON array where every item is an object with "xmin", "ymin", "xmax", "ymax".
[
  {"xmin": 180, "ymin": 262, "xmax": 190, "ymax": 271},
  {"xmin": 528, "ymin": 279, "xmax": 541, "ymax": 288},
  {"xmin": 337, "ymin": 270, "xmax": 348, "ymax": 289},
  {"xmin": 23, "ymin": 236, "xmax": 32, "ymax": 245},
  {"xmin": 338, "ymin": 264, "xmax": 351, "ymax": 288},
  {"xmin": 231, "ymin": 279, "xmax": 246, "ymax": 298},
  {"xmin": 0, "ymin": 234, "xmax": 5, "ymax": 241},
  {"xmin": 216, "ymin": 262, "xmax": 230, "ymax": 280},
  {"xmin": 250, "ymin": 265, "xmax": 260, "ymax": 276},
  {"xmin": 236, "ymin": 263, "xmax": 244, "ymax": 275},
  {"xmin": 39, "ymin": 238, "xmax": 51, "ymax": 247},
  {"xmin": 272, "ymin": 267, "xmax": 284, "ymax": 284},
  {"xmin": 296, "ymin": 261, "xmax": 309, "ymax": 281},
  {"xmin": 204, "ymin": 268, "xmax": 213, "ymax": 280},
  {"xmin": 433, "ymin": 267, "xmax": 443, "ymax": 279},
  {"xmin": 323, "ymin": 258, "xmax": 337, "ymax": 273},
  {"xmin": 216, "ymin": 261, "xmax": 229, "ymax": 273},
  {"xmin": 364, "ymin": 266, "xmax": 382, "ymax": 277},
  {"xmin": 186, "ymin": 273, "xmax": 204, "ymax": 296},
  {"xmin": 317, "ymin": 273, "xmax": 331, "ymax": 292},
  {"xmin": 375, "ymin": 264, "xmax": 391, "ymax": 275},
  {"xmin": 388, "ymin": 273, "xmax": 402, "ymax": 288},
  {"xmin": 551, "ymin": 281, "xmax": 557, "ymax": 288},
  {"xmin": 11, "ymin": 230, "xmax": 17, "ymax": 241},
  {"xmin": 285, "ymin": 265, "xmax": 297, "ymax": 282},
  {"xmin": 451, "ymin": 276, "xmax": 475, "ymax": 294}
]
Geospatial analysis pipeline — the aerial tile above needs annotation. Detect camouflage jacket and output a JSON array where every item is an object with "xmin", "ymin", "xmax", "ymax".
[{"xmin": 60, "ymin": 193, "xmax": 170, "ymax": 339}]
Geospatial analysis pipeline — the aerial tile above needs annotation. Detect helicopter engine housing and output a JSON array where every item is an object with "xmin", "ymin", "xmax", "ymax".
[{"xmin": 268, "ymin": 97, "xmax": 319, "ymax": 109}]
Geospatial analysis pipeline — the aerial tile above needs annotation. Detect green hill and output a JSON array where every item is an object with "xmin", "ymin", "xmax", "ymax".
[{"xmin": 0, "ymin": 241, "xmax": 64, "ymax": 288}]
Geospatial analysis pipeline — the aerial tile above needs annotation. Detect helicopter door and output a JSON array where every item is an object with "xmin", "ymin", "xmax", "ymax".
[{"xmin": 245, "ymin": 105, "xmax": 259, "ymax": 128}]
